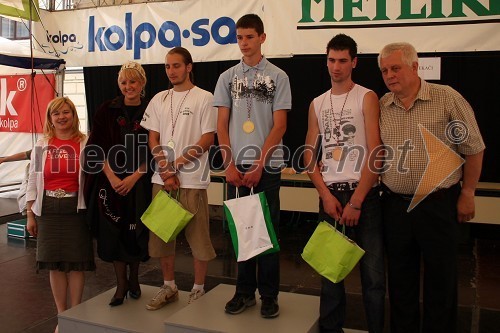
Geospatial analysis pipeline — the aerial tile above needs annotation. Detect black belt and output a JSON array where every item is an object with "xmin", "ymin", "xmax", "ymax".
[
  {"xmin": 327, "ymin": 181, "xmax": 358, "ymax": 192},
  {"xmin": 381, "ymin": 183, "xmax": 460, "ymax": 201}
]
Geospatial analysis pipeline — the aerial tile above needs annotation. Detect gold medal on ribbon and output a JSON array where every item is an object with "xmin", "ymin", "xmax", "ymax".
[
  {"xmin": 243, "ymin": 120, "xmax": 255, "ymax": 134},
  {"xmin": 332, "ymin": 147, "xmax": 343, "ymax": 161}
]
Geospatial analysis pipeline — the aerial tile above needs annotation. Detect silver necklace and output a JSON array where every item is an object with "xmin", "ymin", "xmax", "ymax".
[
  {"xmin": 167, "ymin": 88, "xmax": 191, "ymax": 149},
  {"xmin": 327, "ymin": 83, "xmax": 354, "ymax": 161}
]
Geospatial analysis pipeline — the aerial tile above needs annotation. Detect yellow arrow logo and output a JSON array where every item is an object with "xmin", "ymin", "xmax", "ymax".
[{"xmin": 408, "ymin": 124, "xmax": 465, "ymax": 212}]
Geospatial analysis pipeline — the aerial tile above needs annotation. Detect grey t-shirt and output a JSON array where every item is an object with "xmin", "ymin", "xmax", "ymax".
[{"xmin": 213, "ymin": 57, "xmax": 292, "ymax": 166}]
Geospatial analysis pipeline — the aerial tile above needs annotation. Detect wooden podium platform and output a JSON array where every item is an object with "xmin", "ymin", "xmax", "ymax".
[{"xmin": 58, "ymin": 284, "xmax": 366, "ymax": 333}]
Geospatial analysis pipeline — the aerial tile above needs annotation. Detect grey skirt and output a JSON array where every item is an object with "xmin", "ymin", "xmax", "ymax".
[{"xmin": 36, "ymin": 195, "xmax": 95, "ymax": 272}]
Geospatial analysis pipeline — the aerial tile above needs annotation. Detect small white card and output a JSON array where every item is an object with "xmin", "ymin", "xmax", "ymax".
[{"xmin": 418, "ymin": 57, "xmax": 441, "ymax": 80}]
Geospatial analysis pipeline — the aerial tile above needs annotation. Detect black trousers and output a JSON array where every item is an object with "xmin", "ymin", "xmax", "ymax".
[
  {"xmin": 382, "ymin": 184, "xmax": 460, "ymax": 333},
  {"xmin": 227, "ymin": 166, "xmax": 281, "ymax": 298}
]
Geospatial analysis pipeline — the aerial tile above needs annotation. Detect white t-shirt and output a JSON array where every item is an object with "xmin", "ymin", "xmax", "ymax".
[{"xmin": 141, "ymin": 86, "xmax": 217, "ymax": 189}]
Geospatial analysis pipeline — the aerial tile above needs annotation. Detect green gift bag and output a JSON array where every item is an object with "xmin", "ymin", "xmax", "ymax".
[
  {"xmin": 301, "ymin": 221, "xmax": 365, "ymax": 283},
  {"xmin": 141, "ymin": 190, "xmax": 193, "ymax": 243}
]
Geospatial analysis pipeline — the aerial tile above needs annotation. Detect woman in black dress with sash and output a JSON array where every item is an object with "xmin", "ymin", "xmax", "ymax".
[{"xmin": 85, "ymin": 61, "xmax": 151, "ymax": 306}]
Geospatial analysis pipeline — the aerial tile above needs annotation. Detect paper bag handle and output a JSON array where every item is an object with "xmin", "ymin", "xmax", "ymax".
[
  {"xmin": 334, "ymin": 220, "xmax": 346, "ymax": 235},
  {"xmin": 235, "ymin": 187, "xmax": 254, "ymax": 199},
  {"xmin": 165, "ymin": 189, "xmax": 202, "ymax": 216}
]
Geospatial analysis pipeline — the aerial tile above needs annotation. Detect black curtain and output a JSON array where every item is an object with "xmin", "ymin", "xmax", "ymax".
[{"xmin": 84, "ymin": 52, "xmax": 500, "ymax": 182}]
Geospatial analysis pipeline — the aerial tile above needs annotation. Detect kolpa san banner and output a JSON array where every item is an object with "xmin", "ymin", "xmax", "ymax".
[
  {"xmin": 0, "ymin": 74, "xmax": 54, "ymax": 133},
  {"xmin": 32, "ymin": 0, "xmax": 500, "ymax": 67}
]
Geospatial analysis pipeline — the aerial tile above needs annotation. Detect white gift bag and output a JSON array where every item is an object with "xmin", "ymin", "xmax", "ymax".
[{"xmin": 223, "ymin": 189, "xmax": 275, "ymax": 262}]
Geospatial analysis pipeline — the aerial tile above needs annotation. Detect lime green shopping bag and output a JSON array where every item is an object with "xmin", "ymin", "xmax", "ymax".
[
  {"xmin": 141, "ymin": 190, "xmax": 193, "ymax": 243},
  {"xmin": 301, "ymin": 221, "xmax": 365, "ymax": 283}
]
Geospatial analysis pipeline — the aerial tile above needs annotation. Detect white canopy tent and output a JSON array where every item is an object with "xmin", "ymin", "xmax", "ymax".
[{"xmin": 0, "ymin": 36, "xmax": 65, "ymax": 73}]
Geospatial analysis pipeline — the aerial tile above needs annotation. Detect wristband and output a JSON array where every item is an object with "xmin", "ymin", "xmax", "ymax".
[{"xmin": 348, "ymin": 201, "xmax": 361, "ymax": 210}]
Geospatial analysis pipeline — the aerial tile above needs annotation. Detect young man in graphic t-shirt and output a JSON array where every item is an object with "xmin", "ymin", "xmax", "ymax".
[
  {"xmin": 213, "ymin": 13, "xmax": 292, "ymax": 318},
  {"xmin": 304, "ymin": 34, "xmax": 385, "ymax": 333}
]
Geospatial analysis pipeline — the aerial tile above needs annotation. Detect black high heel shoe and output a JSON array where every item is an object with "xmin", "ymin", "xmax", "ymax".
[
  {"xmin": 109, "ymin": 291, "xmax": 128, "ymax": 307},
  {"xmin": 129, "ymin": 289, "xmax": 142, "ymax": 299}
]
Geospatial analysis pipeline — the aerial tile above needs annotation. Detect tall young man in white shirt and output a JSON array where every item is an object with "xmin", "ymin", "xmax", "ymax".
[{"xmin": 141, "ymin": 47, "xmax": 217, "ymax": 309}]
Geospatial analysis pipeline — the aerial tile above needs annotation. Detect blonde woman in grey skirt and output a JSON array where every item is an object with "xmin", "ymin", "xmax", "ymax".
[{"xmin": 26, "ymin": 97, "xmax": 95, "ymax": 333}]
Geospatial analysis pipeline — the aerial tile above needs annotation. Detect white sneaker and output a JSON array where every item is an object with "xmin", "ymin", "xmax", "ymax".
[
  {"xmin": 188, "ymin": 289, "xmax": 205, "ymax": 304},
  {"xmin": 146, "ymin": 285, "xmax": 178, "ymax": 310}
]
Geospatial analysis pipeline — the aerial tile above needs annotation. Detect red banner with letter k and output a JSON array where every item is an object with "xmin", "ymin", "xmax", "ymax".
[{"xmin": 0, "ymin": 74, "xmax": 55, "ymax": 133}]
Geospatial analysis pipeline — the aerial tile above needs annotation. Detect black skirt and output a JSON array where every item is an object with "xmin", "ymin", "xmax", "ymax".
[{"xmin": 36, "ymin": 195, "xmax": 95, "ymax": 272}]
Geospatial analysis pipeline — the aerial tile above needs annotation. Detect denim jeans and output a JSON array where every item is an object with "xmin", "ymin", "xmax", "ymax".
[
  {"xmin": 318, "ymin": 187, "xmax": 386, "ymax": 333},
  {"xmin": 227, "ymin": 166, "xmax": 281, "ymax": 298}
]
